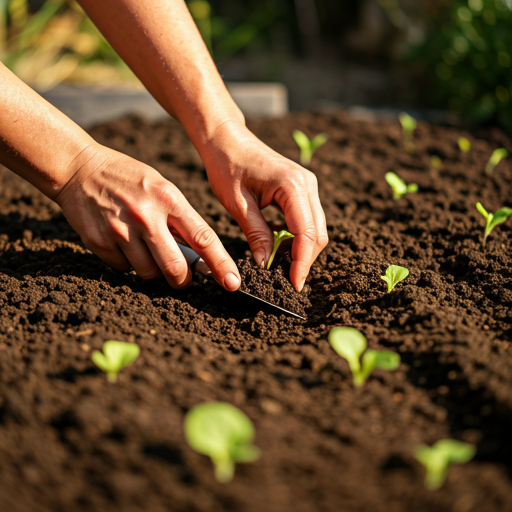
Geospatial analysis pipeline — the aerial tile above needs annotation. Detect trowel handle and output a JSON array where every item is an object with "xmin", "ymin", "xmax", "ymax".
[{"xmin": 177, "ymin": 243, "xmax": 212, "ymax": 276}]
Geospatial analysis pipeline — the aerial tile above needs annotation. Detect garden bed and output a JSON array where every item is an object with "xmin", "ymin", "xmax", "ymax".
[{"xmin": 1, "ymin": 111, "xmax": 512, "ymax": 512}]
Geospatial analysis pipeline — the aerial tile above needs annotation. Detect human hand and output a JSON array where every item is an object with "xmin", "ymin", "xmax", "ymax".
[
  {"xmin": 54, "ymin": 144, "xmax": 241, "ymax": 291},
  {"xmin": 199, "ymin": 120, "xmax": 329, "ymax": 292}
]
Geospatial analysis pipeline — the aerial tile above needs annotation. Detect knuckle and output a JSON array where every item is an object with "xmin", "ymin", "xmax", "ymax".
[
  {"xmin": 137, "ymin": 265, "xmax": 161, "ymax": 281},
  {"xmin": 110, "ymin": 221, "xmax": 131, "ymax": 243},
  {"xmin": 302, "ymin": 226, "xmax": 318, "ymax": 244},
  {"xmin": 191, "ymin": 226, "xmax": 216, "ymax": 251},
  {"xmin": 317, "ymin": 233, "xmax": 329, "ymax": 248},
  {"xmin": 85, "ymin": 234, "xmax": 112, "ymax": 253},
  {"xmin": 162, "ymin": 258, "xmax": 188, "ymax": 280}
]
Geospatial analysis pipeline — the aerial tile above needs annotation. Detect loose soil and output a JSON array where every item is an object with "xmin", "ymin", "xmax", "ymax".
[{"xmin": 1, "ymin": 111, "xmax": 512, "ymax": 512}]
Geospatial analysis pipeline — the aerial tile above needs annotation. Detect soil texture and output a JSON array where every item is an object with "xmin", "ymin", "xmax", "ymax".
[{"xmin": 1, "ymin": 111, "xmax": 512, "ymax": 512}]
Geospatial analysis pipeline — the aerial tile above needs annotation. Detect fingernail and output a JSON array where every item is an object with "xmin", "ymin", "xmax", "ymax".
[
  {"xmin": 223, "ymin": 272, "xmax": 241, "ymax": 292},
  {"xmin": 298, "ymin": 279, "xmax": 306, "ymax": 293},
  {"xmin": 253, "ymin": 250, "xmax": 266, "ymax": 269}
]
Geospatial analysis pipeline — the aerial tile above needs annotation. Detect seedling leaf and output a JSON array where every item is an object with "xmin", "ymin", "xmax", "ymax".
[
  {"xmin": 184, "ymin": 402, "xmax": 260, "ymax": 483},
  {"xmin": 476, "ymin": 202, "xmax": 512, "ymax": 246},
  {"xmin": 385, "ymin": 172, "xmax": 418, "ymax": 200},
  {"xmin": 92, "ymin": 340, "xmax": 140, "ymax": 382},
  {"xmin": 292, "ymin": 129, "xmax": 328, "ymax": 165},
  {"xmin": 329, "ymin": 327, "xmax": 400, "ymax": 386},
  {"xmin": 381, "ymin": 265, "xmax": 409, "ymax": 292},
  {"xmin": 430, "ymin": 156, "xmax": 442, "ymax": 169},
  {"xmin": 398, "ymin": 112, "xmax": 417, "ymax": 153},
  {"xmin": 415, "ymin": 439, "xmax": 476, "ymax": 490},
  {"xmin": 486, "ymin": 148, "xmax": 508, "ymax": 174},
  {"xmin": 267, "ymin": 230, "xmax": 294, "ymax": 269},
  {"xmin": 329, "ymin": 327, "xmax": 366, "ymax": 376},
  {"xmin": 458, "ymin": 137, "xmax": 471, "ymax": 152}
]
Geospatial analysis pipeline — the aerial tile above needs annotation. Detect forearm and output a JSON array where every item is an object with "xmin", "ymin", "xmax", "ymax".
[
  {"xmin": 0, "ymin": 63, "xmax": 97, "ymax": 199},
  {"xmin": 76, "ymin": 0, "xmax": 244, "ymax": 151}
]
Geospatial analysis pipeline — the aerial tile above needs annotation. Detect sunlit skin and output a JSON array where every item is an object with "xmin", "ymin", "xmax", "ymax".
[{"xmin": 0, "ymin": 0, "xmax": 328, "ymax": 292}]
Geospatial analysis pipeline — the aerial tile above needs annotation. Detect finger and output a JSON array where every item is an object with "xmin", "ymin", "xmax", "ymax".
[
  {"xmin": 118, "ymin": 238, "xmax": 162, "ymax": 281},
  {"xmin": 169, "ymin": 202, "xmax": 241, "ymax": 291},
  {"xmin": 82, "ymin": 235, "xmax": 132, "ymax": 272},
  {"xmin": 231, "ymin": 189, "xmax": 274, "ymax": 268},
  {"xmin": 273, "ymin": 180, "xmax": 317, "ymax": 292},
  {"xmin": 143, "ymin": 223, "xmax": 192, "ymax": 290},
  {"xmin": 307, "ymin": 177, "xmax": 329, "ymax": 262}
]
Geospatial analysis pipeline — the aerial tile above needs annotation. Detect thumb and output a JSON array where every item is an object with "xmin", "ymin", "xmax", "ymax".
[{"xmin": 234, "ymin": 192, "xmax": 274, "ymax": 268}]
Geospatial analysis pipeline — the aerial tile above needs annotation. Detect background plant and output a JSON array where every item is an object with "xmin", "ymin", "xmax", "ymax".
[
  {"xmin": 476, "ymin": 202, "xmax": 512, "ymax": 245},
  {"xmin": 398, "ymin": 112, "xmax": 416, "ymax": 153},
  {"xmin": 385, "ymin": 172, "xmax": 418, "ymax": 200},
  {"xmin": 381, "ymin": 265, "xmax": 409, "ymax": 292},
  {"xmin": 485, "ymin": 147, "xmax": 508, "ymax": 173},
  {"xmin": 184, "ymin": 402, "xmax": 260, "ymax": 482},
  {"xmin": 92, "ymin": 340, "xmax": 140, "ymax": 382},
  {"xmin": 458, "ymin": 137, "xmax": 471, "ymax": 152},
  {"xmin": 292, "ymin": 130, "xmax": 328, "ymax": 166},
  {"xmin": 328, "ymin": 327, "xmax": 400, "ymax": 387},
  {"xmin": 415, "ymin": 439, "xmax": 476, "ymax": 490}
]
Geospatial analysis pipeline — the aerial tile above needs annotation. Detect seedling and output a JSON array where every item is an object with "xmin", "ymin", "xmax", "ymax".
[
  {"xmin": 184, "ymin": 402, "xmax": 260, "ymax": 482},
  {"xmin": 385, "ymin": 172, "xmax": 418, "ymax": 200},
  {"xmin": 267, "ymin": 230, "xmax": 294, "ymax": 269},
  {"xmin": 92, "ymin": 340, "xmax": 140, "ymax": 382},
  {"xmin": 328, "ymin": 327, "xmax": 400, "ymax": 386},
  {"xmin": 292, "ymin": 129, "xmax": 328, "ymax": 166},
  {"xmin": 398, "ymin": 112, "xmax": 417, "ymax": 153},
  {"xmin": 485, "ymin": 148, "xmax": 508, "ymax": 174},
  {"xmin": 476, "ymin": 202, "xmax": 512, "ymax": 246},
  {"xmin": 414, "ymin": 440, "xmax": 476, "ymax": 490},
  {"xmin": 381, "ymin": 265, "xmax": 409, "ymax": 292},
  {"xmin": 458, "ymin": 137, "xmax": 471, "ymax": 153},
  {"xmin": 430, "ymin": 155, "xmax": 442, "ymax": 169}
]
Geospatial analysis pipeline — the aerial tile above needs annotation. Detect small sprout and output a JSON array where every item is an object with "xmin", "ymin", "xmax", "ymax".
[
  {"xmin": 92, "ymin": 340, "xmax": 140, "ymax": 382},
  {"xmin": 292, "ymin": 129, "xmax": 328, "ymax": 166},
  {"xmin": 184, "ymin": 402, "xmax": 260, "ymax": 483},
  {"xmin": 430, "ymin": 155, "xmax": 442, "ymax": 169},
  {"xmin": 328, "ymin": 327, "xmax": 400, "ymax": 386},
  {"xmin": 476, "ymin": 202, "xmax": 512, "ymax": 246},
  {"xmin": 458, "ymin": 137, "xmax": 471, "ymax": 153},
  {"xmin": 267, "ymin": 230, "xmax": 294, "ymax": 269},
  {"xmin": 398, "ymin": 112, "xmax": 417, "ymax": 153},
  {"xmin": 415, "ymin": 440, "xmax": 476, "ymax": 490},
  {"xmin": 385, "ymin": 172, "xmax": 418, "ymax": 200},
  {"xmin": 381, "ymin": 265, "xmax": 409, "ymax": 292},
  {"xmin": 485, "ymin": 148, "xmax": 508, "ymax": 174}
]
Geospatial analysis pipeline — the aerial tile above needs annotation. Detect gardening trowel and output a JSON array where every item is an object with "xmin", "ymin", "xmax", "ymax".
[{"xmin": 177, "ymin": 243, "xmax": 305, "ymax": 320}]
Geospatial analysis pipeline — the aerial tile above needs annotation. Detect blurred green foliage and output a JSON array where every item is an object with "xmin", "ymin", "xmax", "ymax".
[{"xmin": 411, "ymin": 0, "xmax": 512, "ymax": 130}]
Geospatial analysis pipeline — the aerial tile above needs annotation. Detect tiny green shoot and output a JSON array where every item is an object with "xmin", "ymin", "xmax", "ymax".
[
  {"xmin": 398, "ymin": 112, "xmax": 417, "ymax": 153},
  {"xmin": 430, "ymin": 155, "xmax": 442, "ymax": 169},
  {"xmin": 92, "ymin": 340, "xmax": 140, "ymax": 382},
  {"xmin": 267, "ymin": 230, "xmax": 294, "ymax": 269},
  {"xmin": 184, "ymin": 402, "xmax": 260, "ymax": 483},
  {"xmin": 458, "ymin": 137, "xmax": 471, "ymax": 153},
  {"xmin": 381, "ymin": 265, "xmax": 409, "ymax": 292},
  {"xmin": 485, "ymin": 148, "xmax": 508, "ymax": 174},
  {"xmin": 385, "ymin": 172, "xmax": 418, "ymax": 200},
  {"xmin": 414, "ymin": 440, "xmax": 476, "ymax": 490},
  {"xmin": 476, "ymin": 202, "xmax": 512, "ymax": 246},
  {"xmin": 328, "ymin": 327, "xmax": 400, "ymax": 387},
  {"xmin": 292, "ymin": 129, "xmax": 328, "ymax": 166}
]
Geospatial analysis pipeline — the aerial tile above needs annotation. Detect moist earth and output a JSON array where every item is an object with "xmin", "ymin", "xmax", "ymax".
[{"xmin": 1, "ymin": 111, "xmax": 512, "ymax": 512}]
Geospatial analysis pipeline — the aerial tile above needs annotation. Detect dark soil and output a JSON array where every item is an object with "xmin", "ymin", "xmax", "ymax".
[{"xmin": 1, "ymin": 111, "xmax": 512, "ymax": 512}]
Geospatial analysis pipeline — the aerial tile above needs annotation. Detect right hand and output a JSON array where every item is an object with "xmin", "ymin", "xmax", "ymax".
[{"xmin": 54, "ymin": 143, "xmax": 241, "ymax": 291}]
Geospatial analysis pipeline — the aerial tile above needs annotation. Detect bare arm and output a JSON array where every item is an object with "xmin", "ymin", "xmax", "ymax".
[{"xmin": 77, "ymin": 0, "xmax": 328, "ymax": 291}]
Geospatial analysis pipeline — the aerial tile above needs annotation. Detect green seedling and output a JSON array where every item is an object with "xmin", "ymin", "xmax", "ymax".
[
  {"xmin": 430, "ymin": 155, "xmax": 442, "ymax": 169},
  {"xmin": 267, "ymin": 230, "xmax": 294, "ymax": 269},
  {"xmin": 184, "ymin": 402, "xmax": 260, "ymax": 483},
  {"xmin": 381, "ymin": 265, "xmax": 409, "ymax": 292},
  {"xmin": 398, "ymin": 112, "xmax": 417, "ymax": 153},
  {"xmin": 485, "ymin": 148, "xmax": 508, "ymax": 174},
  {"xmin": 385, "ymin": 172, "xmax": 418, "ymax": 200},
  {"xmin": 328, "ymin": 327, "xmax": 400, "ymax": 387},
  {"xmin": 415, "ymin": 440, "xmax": 476, "ymax": 490},
  {"xmin": 92, "ymin": 340, "xmax": 140, "ymax": 382},
  {"xmin": 292, "ymin": 129, "xmax": 328, "ymax": 166},
  {"xmin": 476, "ymin": 202, "xmax": 512, "ymax": 246},
  {"xmin": 458, "ymin": 137, "xmax": 471, "ymax": 153}
]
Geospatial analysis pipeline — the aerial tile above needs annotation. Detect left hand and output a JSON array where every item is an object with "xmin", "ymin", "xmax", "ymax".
[{"xmin": 198, "ymin": 120, "xmax": 329, "ymax": 292}]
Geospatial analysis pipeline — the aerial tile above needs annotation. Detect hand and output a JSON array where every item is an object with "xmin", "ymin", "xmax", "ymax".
[
  {"xmin": 54, "ymin": 144, "xmax": 241, "ymax": 291},
  {"xmin": 199, "ymin": 120, "xmax": 329, "ymax": 292}
]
